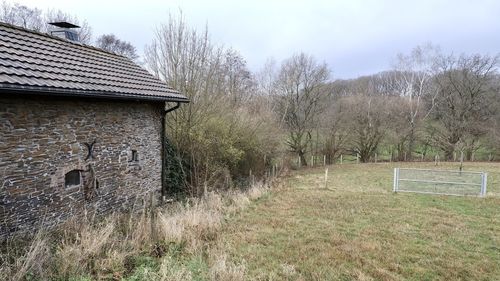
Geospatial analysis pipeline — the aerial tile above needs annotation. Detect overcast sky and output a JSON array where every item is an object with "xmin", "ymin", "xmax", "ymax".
[{"xmin": 7, "ymin": 0, "xmax": 500, "ymax": 79}]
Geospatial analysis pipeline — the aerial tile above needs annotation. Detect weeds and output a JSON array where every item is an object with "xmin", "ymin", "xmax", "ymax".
[{"xmin": 0, "ymin": 180, "xmax": 272, "ymax": 280}]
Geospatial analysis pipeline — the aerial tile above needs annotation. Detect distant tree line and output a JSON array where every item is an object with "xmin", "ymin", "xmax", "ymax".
[
  {"xmin": 2, "ymin": 2, "xmax": 499, "ymax": 195},
  {"xmin": 309, "ymin": 46, "xmax": 500, "ymax": 164}
]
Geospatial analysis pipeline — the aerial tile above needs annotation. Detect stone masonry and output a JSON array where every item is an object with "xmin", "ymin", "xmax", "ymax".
[{"xmin": 0, "ymin": 96, "xmax": 164, "ymax": 238}]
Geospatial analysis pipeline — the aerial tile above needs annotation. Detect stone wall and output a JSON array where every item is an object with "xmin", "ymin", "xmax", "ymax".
[{"xmin": 0, "ymin": 96, "xmax": 164, "ymax": 238}]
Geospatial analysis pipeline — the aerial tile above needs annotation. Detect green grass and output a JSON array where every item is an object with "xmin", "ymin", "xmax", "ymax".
[{"xmin": 219, "ymin": 162, "xmax": 500, "ymax": 280}]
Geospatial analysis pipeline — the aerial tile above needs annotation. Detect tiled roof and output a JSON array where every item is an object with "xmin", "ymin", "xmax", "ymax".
[{"xmin": 0, "ymin": 22, "xmax": 187, "ymax": 102}]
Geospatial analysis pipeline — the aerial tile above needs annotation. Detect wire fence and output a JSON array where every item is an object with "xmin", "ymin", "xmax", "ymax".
[
  {"xmin": 291, "ymin": 151, "xmax": 498, "ymax": 168},
  {"xmin": 393, "ymin": 168, "xmax": 487, "ymax": 197}
]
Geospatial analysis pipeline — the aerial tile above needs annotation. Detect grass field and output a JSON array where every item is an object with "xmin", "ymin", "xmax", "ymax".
[{"xmin": 219, "ymin": 162, "xmax": 500, "ymax": 280}]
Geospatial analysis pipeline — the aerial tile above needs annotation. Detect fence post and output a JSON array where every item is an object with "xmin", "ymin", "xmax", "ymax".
[
  {"xmin": 340, "ymin": 154, "xmax": 343, "ymax": 164},
  {"xmin": 393, "ymin": 168, "xmax": 399, "ymax": 192},
  {"xmin": 249, "ymin": 169, "xmax": 253, "ymax": 186},
  {"xmin": 323, "ymin": 155, "xmax": 326, "ymax": 166},
  {"xmin": 356, "ymin": 153, "xmax": 360, "ymax": 164},
  {"xmin": 404, "ymin": 152, "xmax": 407, "ymax": 162},
  {"xmin": 460, "ymin": 152, "xmax": 464, "ymax": 172},
  {"xmin": 481, "ymin": 173, "xmax": 488, "ymax": 197},
  {"xmin": 324, "ymin": 168, "xmax": 328, "ymax": 189},
  {"xmin": 298, "ymin": 156, "xmax": 301, "ymax": 168},
  {"xmin": 311, "ymin": 155, "xmax": 314, "ymax": 167},
  {"xmin": 375, "ymin": 153, "xmax": 378, "ymax": 163}
]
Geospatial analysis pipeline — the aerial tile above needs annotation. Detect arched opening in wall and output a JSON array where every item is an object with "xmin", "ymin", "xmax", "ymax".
[{"xmin": 65, "ymin": 170, "xmax": 82, "ymax": 188}]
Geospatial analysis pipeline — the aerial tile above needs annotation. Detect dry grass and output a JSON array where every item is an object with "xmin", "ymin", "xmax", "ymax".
[
  {"xmin": 209, "ymin": 253, "xmax": 246, "ymax": 281},
  {"xmin": 53, "ymin": 217, "xmax": 117, "ymax": 278},
  {"xmin": 11, "ymin": 232, "xmax": 50, "ymax": 281},
  {"xmin": 157, "ymin": 193, "xmax": 224, "ymax": 252},
  {"xmin": 0, "ymin": 180, "xmax": 272, "ymax": 280},
  {"xmin": 221, "ymin": 162, "xmax": 500, "ymax": 280}
]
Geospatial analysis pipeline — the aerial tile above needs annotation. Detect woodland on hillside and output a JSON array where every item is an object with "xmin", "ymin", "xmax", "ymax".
[{"xmin": 2, "ymin": 2, "xmax": 499, "ymax": 196}]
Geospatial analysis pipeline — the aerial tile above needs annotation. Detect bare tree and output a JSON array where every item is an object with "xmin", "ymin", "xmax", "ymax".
[
  {"xmin": 274, "ymin": 53, "xmax": 330, "ymax": 165},
  {"xmin": 321, "ymin": 95, "xmax": 349, "ymax": 163},
  {"xmin": 145, "ymin": 13, "xmax": 278, "ymax": 194},
  {"xmin": 388, "ymin": 44, "xmax": 441, "ymax": 160},
  {"xmin": 0, "ymin": 2, "xmax": 43, "ymax": 30},
  {"xmin": 340, "ymin": 76, "xmax": 392, "ymax": 163},
  {"xmin": 0, "ymin": 1, "xmax": 92, "ymax": 44},
  {"xmin": 430, "ymin": 53, "xmax": 499, "ymax": 159},
  {"xmin": 145, "ymin": 13, "xmax": 225, "ymax": 191},
  {"xmin": 222, "ymin": 48, "xmax": 254, "ymax": 105},
  {"xmin": 96, "ymin": 34, "xmax": 139, "ymax": 61}
]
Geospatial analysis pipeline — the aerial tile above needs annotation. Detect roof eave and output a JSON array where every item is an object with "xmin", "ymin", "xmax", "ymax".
[{"xmin": 0, "ymin": 84, "xmax": 190, "ymax": 103}]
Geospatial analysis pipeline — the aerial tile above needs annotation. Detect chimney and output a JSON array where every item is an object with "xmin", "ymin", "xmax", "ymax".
[{"xmin": 48, "ymin": 22, "xmax": 80, "ymax": 42}]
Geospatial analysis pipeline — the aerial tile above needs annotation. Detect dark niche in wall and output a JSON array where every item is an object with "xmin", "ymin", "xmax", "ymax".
[
  {"xmin": 65, "ymin": 170, "xmax": 81, "ymax": 188},
  {"xmin": 130, "ymin": 150, "xmax": 139, "ymax": 162}
]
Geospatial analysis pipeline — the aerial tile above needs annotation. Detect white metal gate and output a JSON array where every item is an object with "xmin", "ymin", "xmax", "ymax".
[{"xmin": 393, "ymin": 168, "xmax": 487, "ymax": 197}]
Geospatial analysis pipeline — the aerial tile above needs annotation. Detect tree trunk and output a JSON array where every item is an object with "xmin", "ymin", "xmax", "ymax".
[
  {"xmin": 407, "ymin": 124, "xmax": 415, "ymax": 161},
  {"xmin": 444, "ymin": 146, "xmax": 454, "ymax": 161},
  {"xmin": 298, "ymin": 150, "xmax": 308, "ymax": 167}
]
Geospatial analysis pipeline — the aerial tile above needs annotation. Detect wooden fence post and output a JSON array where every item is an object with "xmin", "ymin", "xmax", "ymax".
[{"xmin": 324, "ymin": 168, "xmax": 328, "ymax": 189}]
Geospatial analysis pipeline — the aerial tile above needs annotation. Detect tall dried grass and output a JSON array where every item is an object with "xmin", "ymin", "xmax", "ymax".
[
  {"xmin": 0, "ymin": 180, "xmax": 272, "ymax": 280},
  {"xmin": 11, "ymin": 232, "xmax": 50, "ymax": 281},
  {"xmin": 157, "ymin": 193, "xmax": 224, "ymax": 252}
]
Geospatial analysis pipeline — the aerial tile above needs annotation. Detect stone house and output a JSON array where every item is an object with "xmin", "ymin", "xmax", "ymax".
[{"xmin": 0, "ymin": 22, "xmax": 188, "ymax": 238}]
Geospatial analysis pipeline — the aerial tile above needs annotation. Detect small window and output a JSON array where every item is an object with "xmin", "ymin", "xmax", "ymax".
[
  {"xmin": 131, "ymin": 150, "xmax": 139, "ymax": 162},
  {"xmin": 65, "ymin": 170, "xmax": 81, "ymax": 188}
]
